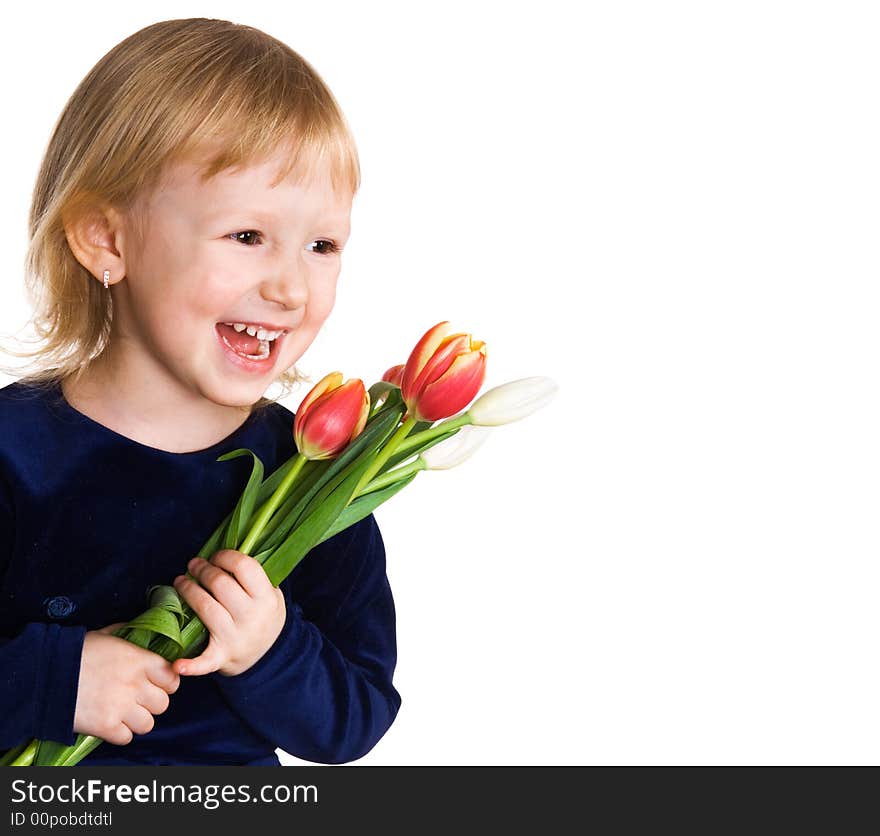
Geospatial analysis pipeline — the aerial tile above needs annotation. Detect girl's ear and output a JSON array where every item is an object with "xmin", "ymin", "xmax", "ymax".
[{"xmin": 62, "ymin": 203, "xmax": 129, "ymax": 287}]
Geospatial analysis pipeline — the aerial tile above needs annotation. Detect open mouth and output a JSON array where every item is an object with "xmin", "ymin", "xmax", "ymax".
[{"xmin": 215, "ymin": 322, "xmax": 287, "ymax": 365}]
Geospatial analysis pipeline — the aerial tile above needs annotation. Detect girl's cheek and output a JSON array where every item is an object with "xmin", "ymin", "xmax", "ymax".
[{"xmin": 314, "ymin": 284, "xmax": 339, "ymax": 316}]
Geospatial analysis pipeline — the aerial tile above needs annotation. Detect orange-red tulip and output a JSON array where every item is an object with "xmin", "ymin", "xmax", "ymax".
[
  {"xmin": 375, "ymin": 364, "xmax": 408, "ymax": 417},
  {"xmin": 382, "ymin": 364, "xmax": 405, "ymax": 387},
  {"xmin": 400, "ymin": 321, "xmax": 487, "ymax": 423},
  {"xmin": 294, "ymin": 372, "xmax": 370, "ymax": 460}
]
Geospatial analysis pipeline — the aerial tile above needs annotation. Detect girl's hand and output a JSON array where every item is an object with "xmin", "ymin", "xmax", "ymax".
[
  {"xmin": 75, "ymin": 623, "xmax": 180, "ymax": 745},
  {"xmin": 171, "ymin": 550, "xmax": 286, "ymax": 677}
]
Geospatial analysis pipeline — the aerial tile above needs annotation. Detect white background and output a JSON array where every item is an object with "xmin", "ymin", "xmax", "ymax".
[{"xmin": 1, "ymin": 2, "xmax": 878, "ymax": 765}]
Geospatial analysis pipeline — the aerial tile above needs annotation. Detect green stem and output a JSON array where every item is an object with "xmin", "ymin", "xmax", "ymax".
[
  {"xmin": 238, "ymin": 453, "xmax": 307, "ymax": 554},
  {"xmin": 8, "ymin": 739, "xmax": 36, "ymax": 766},
  {"xmin": 58, "ymin": 735, "xmax": 101, "ymax": 766},
  {"xmin": 392, "ymin": 412, "xmax": 472, "ymax": 458},
  {"xmin": 361, "ymin": 458, "xmax": 426, "ymax": 494},
  {"xmin": 351, "ymin": 415, "xmax": 419, "ymax": 499}
]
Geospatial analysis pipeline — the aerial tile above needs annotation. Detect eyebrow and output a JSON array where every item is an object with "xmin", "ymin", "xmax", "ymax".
[
  {"xmin": 206, "ymin": 209, "xmax": 351, "ymax": 238},
  {"xmin": 204, "ymin": 207, "xmax": 349, "ymax": 227}
]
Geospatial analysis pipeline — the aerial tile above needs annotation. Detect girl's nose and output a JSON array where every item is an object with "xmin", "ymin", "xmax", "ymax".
[{"xmin": 260, "ymin": 265, "xmax": 309, "ymax": 310}]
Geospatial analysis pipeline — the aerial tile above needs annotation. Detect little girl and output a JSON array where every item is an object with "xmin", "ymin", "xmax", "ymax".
[{"xmin": 0, "ymin": 18, "xmax": 400, "ymax": 765}]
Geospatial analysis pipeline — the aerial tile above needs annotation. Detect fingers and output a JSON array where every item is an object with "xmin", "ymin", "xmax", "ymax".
[
  {"xmin": 145, "ymin": 662, "xmax": 180, "ymax": 695},
  {"xmin": 174, "ymin": 568, "xmax": 236, "ymax": 629},
  {"xmin": 122, "ymin": 704, "xmax": 155, "ymax": 737},
  {"xmin": 168, "ymin": 551, "xmax": 277, "ymax": 679},
  {"xmin": 176, "ymin": 555, "xmax": 252, "ymax": 622},
  {"xmin": 138, "ymin": 685, "xmax": 170, "ymax": 717},
  {"xmin": 106, "ymin": 705, "xmax": 156, "ymax": 745},
  {"xmin": 209, "ymin": 550, "xmax": 274, "ymax": 599},
  {"xmin": 104, "ymin": 725, "xmax": 134, "ymax": 747},
  {"xmin": 172, "ymin": 638, "xmax": 225, "ymax": 677}
]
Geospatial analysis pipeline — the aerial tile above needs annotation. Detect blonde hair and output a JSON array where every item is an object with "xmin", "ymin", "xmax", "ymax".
[{"xmin": 0, "ymin": 17, "xmax": 360, "ymax": 414}]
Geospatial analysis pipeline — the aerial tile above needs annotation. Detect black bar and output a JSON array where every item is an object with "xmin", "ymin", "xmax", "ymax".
[{"xmin": 1, "ymin": 766, "xmax": 877, "ymax": 832}]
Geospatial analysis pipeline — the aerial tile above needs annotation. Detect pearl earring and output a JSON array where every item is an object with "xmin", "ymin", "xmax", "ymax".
[{"xmin": 103, "ymin": 270, "xmax": 110, "ymax": 289}]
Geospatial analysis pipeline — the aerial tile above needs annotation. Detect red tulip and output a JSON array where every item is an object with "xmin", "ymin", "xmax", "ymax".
[
  {"xmin": 382, "ymin": 364, "xmax": 405, "ymax": 387},
  {"xmin": 374, "ymin": 364, "xmax": 408, "ymax": 416},
  {"xmin": 400, "ymin": 321, "xmax": 487, "ymax": 422},
  {"xmin": 294, "ymin": 372, "xmax": 370, "ymax": 460}
]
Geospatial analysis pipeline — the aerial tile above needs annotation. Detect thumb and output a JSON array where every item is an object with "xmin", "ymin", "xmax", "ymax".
[{"xmin": 173, "ymin": 641, "xmax": 225, "ymax": 677}]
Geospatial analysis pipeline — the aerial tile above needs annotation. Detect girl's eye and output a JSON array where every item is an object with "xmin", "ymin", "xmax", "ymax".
[
  {"xmin": 307, "ymin": 239, "xmax": 341, "ymax": 255},
  {"xmin": 229, "ymin": 230, "xmax": 263, "ymax": 246}
]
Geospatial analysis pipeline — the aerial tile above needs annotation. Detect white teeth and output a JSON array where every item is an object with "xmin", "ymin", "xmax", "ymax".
[{"xmin": 222, "ymin": 322, "xmax": 284, "ymax": 341}]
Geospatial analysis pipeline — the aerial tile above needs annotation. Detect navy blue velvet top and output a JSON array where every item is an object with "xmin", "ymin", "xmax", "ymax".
[{"xmin": 0, "ymin": 378, "xmax": 400, "ymax": 765}]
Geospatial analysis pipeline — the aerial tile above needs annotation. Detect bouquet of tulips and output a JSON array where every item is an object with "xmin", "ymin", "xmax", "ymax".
[{"xmin": 1, "ymin": 321, "xmax": 557, "ymax": 767}]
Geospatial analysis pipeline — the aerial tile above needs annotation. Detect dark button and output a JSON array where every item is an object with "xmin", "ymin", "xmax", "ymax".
[{"xmin": 44, "ymin": 595, "xmax": 77, "ymax": 619}]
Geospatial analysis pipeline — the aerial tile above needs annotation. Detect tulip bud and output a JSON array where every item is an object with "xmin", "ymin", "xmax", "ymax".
[
  {"xmin": 294, "ymin": 372, "xmax": 370, "ymax": 460},
  {"xmin": 382, "ymin": 364, "xmax": 405, "ymax": 387},
  {"xmin": 467, "ymin": 377, "xmax": 558, "ymax": 426},
  {"xmin": 374, "ymin": 365, "xmax": 406, "ymax": 413},
  {"xmin": 419, "ymin": 425, "xmax": 490, "ymax": 470},
  {"xmin": 400, "ymin": 321, "xmax": 487, "ymax": 423}
]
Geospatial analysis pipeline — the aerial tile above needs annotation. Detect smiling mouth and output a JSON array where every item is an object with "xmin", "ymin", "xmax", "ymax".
[{"xmin": 215, "ymin": 322, "xmax": 286, "ymax": 361}]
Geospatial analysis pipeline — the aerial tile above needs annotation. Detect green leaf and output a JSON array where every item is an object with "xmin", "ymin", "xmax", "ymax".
[
  {"xmin": 259, "ymin": 484, "xmax": 353, "ymax": 586},
  {"xmin": 215, "ymin": 448, "xmax": 265, "ymax": 550},
  {"xmin": 367, "ymin": 382, "xmax": 403, "ymax": 415},
  {"xmin": 125, "ymin": 607, "xmax": 183, "ymax": 648},
  {"xmin": 0, "ymin": 743, "xmax": 28, "ymax": 766},
  {"xmin": 317, "ymin": 471, "xmax": 418, "ymax": 544},
  {"xmin": 57, "ymin": 734, "xmax": 104, "ymax": 766},
  {"xmin": 198, "ymin": 456, "xmax": 320, "ymax": 559},
  {"xmin": 252, "ymin": 547, "xmax": 274, "ymax": 563},
  {"xmin": 124, "ymin": 628, "xmax": 154, "ymax": 649},
  {"xmin": 146, "ymin": 584, "xmax": 184, "ymax": 615},
  {"xmin": 32, "ymin": 738, "xmax": 74, "ymax": 766}
]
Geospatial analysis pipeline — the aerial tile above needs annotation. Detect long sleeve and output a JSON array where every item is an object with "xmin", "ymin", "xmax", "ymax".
[
  {"xmin": 0, "ymin": 474, "xmax": 86, "ymax": 749},
  {"xmin": 0, "ymin": 624, "xmax": 86, "ymax": 748},
  {"xmin": 210, "ymin": 513, "xmax": 401, "ymax": 764}
]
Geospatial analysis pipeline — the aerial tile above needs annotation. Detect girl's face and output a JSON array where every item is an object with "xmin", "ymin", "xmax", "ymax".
[{"xmin": 109, "ymin": 148, "xmax": 352, "ymax": 410}]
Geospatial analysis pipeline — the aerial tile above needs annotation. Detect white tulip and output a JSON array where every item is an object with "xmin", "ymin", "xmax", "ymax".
[
  {"xmin": 419, "ymin": 425, "xmax": 491, "ymax": 470},
  {"xmin": 467, "ymin": 376, "xmax": 558, "ymax": 426}
]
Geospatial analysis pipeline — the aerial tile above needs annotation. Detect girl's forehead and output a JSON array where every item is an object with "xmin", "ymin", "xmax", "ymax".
[
  {"xmin": 147, "ymin": 151, "xmax": 353, "ymax": 215},
  {"xmin": 168, "ymin": 151, "xmax": 332, "ymax": 192}
]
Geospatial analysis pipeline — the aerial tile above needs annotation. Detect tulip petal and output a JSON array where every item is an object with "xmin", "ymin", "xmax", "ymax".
[
  {"xmin": 298, "ymin": 371, "xmax": 343, "ymax": 416},
  {"xmin": 400, "ymin": 321, "xmax": 452, "ymax": 402},
  {"xmin": 408, "ymin": 333, "xmax": 472, "ymax": 403},
  {"xmin": 296, "ymin": 378, "xmax": 369, "ymax": 459},
  {"xmin": 468, "ymin": 376, "xmax": 559, "ymax": 426},
  {"xmin": 350, "ymin": 388, "xmax": 371, "ymax": 440},
  {"xmin": 420, "ymin": 424, "xmax": 491, "ymax": 469},
  {"xmin": 382, "ymin": 364, "xmax": 405, "ymax": 387},
  {"xmin": 414, "ymin": 343, "xmax": 487, "ymax": 422}
]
